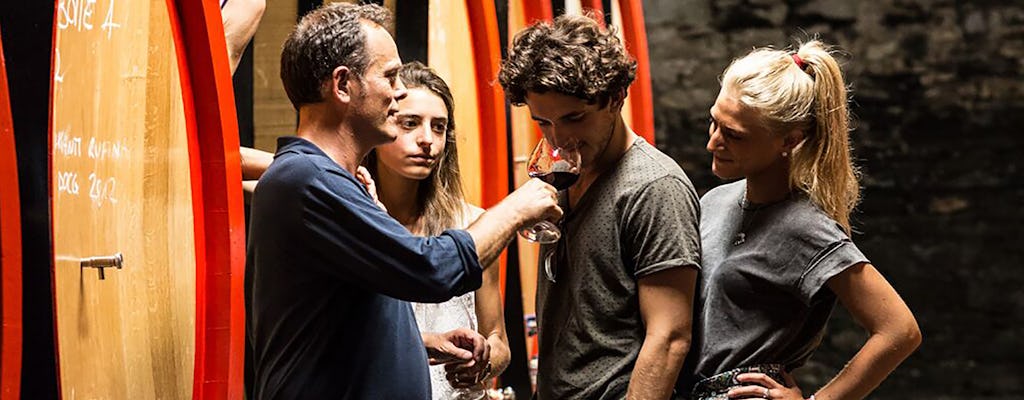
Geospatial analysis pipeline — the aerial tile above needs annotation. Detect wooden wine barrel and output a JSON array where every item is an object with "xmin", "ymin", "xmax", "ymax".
[
  {"xmin": 428, "ymin": 0, "xmax": 509, "ymax": 210},
  {"xmin": 48, "ymin": 0, "xmax": 244, "ymax": 398},
  {"xmin": 0, "ymin": 31, "xmax": 24, "ymax": 400},
  {"xmin": 426, "ymin": 0, "xmax": 511, "ymax": 306},
  {"xmin": 506, "ymin": 0, "xmax": 553, "ymax": 360},
  {"xmin": 612, "ymin": 0, "xmax": 655, "ymax": 142}
]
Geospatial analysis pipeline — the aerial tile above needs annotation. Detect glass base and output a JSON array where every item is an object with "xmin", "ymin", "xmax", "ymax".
[{"xmin": 518, "ymin": 221, "xmax": 561, "ymax": 244}]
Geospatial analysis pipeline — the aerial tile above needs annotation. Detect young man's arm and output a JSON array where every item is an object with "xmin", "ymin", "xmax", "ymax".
[
  {"xmin": 623, "ymin": 175, "xmax": 702, "ymax": 399},
  {"xmin": 628, "ymin": 267, "xmax": 697, "ymax": 399}
]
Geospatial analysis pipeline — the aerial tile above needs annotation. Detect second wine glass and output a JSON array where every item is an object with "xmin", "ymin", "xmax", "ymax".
[{"xmin": 518, "ymin": 138, "xmax": 580, "ymax": 244}]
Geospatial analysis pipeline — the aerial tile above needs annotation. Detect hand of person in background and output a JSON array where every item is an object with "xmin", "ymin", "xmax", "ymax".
[
  {"xmin": 445, "ymin": 346, "xmax": 493, "ymax": 389},
  {"xmin": 423, "ymin": 328, "xmax": 489, "ymax": 367},
  {"xmin": 354, "ymin": 165, "xmax": 386, "ymax": 212}
]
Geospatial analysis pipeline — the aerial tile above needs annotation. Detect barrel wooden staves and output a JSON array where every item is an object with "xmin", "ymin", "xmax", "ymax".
[
  {"xmin": 425, "ymin": 0, "xmax": 511, "ymax": 312},
  {"xmin": 0, "ymin": 31, "xmax": 24, "ymax": 400},
  {"xmin": 427, "ymin": 0, "xmax": 509, "ymax": 211},
  {"xmin": 610, "ymin": 0, "xmax": 655, "ymax": 142},
  {"xmin": 48, "ymin": 0, "xmax": 244, "ymax": 398},
  {"xmin": 505, "ymin": 0, "xmax": 553, "ymax": 372}
]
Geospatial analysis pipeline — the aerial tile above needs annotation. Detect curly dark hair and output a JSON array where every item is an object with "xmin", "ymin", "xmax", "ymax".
[
  {"xmin": 280, "ymin": 3, "xmax": 393, "ymax": 109},
  {"xmin": 498, "ymin": 13, "xmax": 637, "ymax": 107}
]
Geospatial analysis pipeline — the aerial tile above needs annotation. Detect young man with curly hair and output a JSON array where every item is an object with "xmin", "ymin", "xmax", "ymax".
[{"xmin": 499, "ymin": 13, "xmax": 701, "ymax": 400}]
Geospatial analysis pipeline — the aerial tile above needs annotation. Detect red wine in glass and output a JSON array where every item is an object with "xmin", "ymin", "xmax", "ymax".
[
  {"xmin": 529, "ymin": 170, "xmax": 579, "ymax": 191},
  {"xmin": 519, "ymin": 139, "xmax": 580, "ymax": 244}
]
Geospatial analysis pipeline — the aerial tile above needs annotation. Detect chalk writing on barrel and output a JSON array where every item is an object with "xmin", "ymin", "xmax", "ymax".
[
  {"xmin": 54, "ymin": 49, "xmax": 66, "ymax": 84},
  {"xmin": 53, "ymin": 127, "xmax": 128, "ymax": 208},
  {"xmin": 58, "ymin": 0, "xmax": 120, "ymax": 38},
  {"xmin": 101, "ymin": 0, "xmax": 120, "ymax": 39},
  {"xmin": 55, "ymin": 128, "xmax": 82, "ymax": 157},
  {"xmin": 58, "ymin": 0, "xmax": 96, "ymax": 32},
  {"xmin": 53, "ymin": 0, "xmax": 127, "ymax": 209},
  {"xmin": 87, "ymin": 137, "xmax": 130, "ymax": 161},
  {"xmin": 88, "ymin": 173, "xmax": 117, "ymax": 206},
  {"xmin": 56, "ymin": 171, "xmax": 80, "ymax": 195}
]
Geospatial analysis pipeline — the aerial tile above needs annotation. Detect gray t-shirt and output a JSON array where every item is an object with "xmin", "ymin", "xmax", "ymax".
[
  {"xmin": 536, "ymin": 138, "xmax": 701, "ymax": 400},
  {"xmin": 679, "ymin": 180, "xmax": 868, "ymax": 394}
]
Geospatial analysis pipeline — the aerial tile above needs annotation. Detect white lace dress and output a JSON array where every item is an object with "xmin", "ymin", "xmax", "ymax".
[{"xmin": 413, "ymin": 205, "xmax": 487, "ymax": 400}]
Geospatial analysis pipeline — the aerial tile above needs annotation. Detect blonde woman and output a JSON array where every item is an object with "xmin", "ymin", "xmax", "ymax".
[
  {"xmin": 680, "ymin": 41, "xmax": 921, "ymax": 400},
  {"xmin": 364, "ymin": 61, "xmax": 510, "ymax": 400}
]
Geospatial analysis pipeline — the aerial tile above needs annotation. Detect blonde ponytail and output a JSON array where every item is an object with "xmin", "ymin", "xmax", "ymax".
[
  {"xmin": 791, "ymin": 41, "xmax": 860, "ymax": 233},
  {"xmin": 722, "ymin": 40, "xmax": 860, "ymax": 233}
]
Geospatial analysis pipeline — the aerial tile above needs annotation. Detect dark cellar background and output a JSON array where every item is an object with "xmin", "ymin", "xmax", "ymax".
[{"xmin": 644, "ymin": 0, "xmax": 1024, "ymax": 398}]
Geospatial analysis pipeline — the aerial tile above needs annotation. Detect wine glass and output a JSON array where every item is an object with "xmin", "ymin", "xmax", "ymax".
[{"xmin": 518, "ymin": 138, "xmax": 580, "ymax": 244}]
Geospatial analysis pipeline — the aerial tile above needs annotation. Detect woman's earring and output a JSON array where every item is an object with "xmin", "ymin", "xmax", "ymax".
[{"xmin": 782, "ymin": 151, "xmax": 789, "ymax": 158}]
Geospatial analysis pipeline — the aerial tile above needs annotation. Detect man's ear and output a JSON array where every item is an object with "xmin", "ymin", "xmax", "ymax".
[
  {"xmin": 329, "ymin": 65, "xmax": 352, "ymax": 102},
  {"xmin": 609, "ymin": 89, "xmax": 627, "ymax": 112}
]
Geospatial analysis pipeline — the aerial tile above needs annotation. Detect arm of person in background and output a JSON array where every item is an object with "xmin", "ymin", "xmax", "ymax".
[
  {"xmin": 731, "ymin": 263, "xmax": 922, "ymax": 400},
  {"xmin": 241, "ymin": 146, "xmax": 274, "ymax": 195},
  {"xmin": 221, "ymin": 0, "xmax": 269, "ymax": 192},
  {"xmin": 241, "ymin": 146, "xmax": 273, "ymax": 180},
  {"xmin": 241, "ymin": 149, "xmax": 380, "ymax": 203},
  {"xmin": 446, "ymin": 256, "xmax": 511, "ymax": 389},
  {"xmin": 221, "ymin": 0, "xmax": 266, "ymax": 74}
]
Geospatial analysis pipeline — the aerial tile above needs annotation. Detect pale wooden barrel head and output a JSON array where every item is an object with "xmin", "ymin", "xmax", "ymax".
[
  {"xmin": 429, "ymin": 0, "xmax": 485, "ymax": 207},
  {"xmin": 50, "ymin": 0, "xmax": 196, "ymax": 397},
  {"xmin": 505, "ymin": 0, "xmax": 553, "ymax": 338}
]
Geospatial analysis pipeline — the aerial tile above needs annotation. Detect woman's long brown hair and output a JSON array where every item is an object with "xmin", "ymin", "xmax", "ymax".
[{"xmin": 363, "ymin": 61, "xmax": 466, "ymax": 235}]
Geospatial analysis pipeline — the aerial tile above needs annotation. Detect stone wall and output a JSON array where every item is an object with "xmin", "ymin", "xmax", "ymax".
[{"xmin": 644, "ymin": 0, "xmax": 1024, "ymax": 397}]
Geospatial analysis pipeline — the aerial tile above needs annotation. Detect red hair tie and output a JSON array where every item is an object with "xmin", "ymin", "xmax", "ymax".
[{"xmin": 792, "ymin": 54, "xmax": 806, "ymax": 70}]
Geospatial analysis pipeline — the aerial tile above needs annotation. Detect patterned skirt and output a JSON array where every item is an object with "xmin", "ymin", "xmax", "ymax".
[{"xmin": 690, "ymin": 364, "xmax": 786, "ymax": 400}]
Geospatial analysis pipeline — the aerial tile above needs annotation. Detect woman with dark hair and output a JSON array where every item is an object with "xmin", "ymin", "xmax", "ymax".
[
  {"xmin": 364, "ymin": 61, "xmax": 509, "ymax": 400},
  {"xmin": 681, "ymin": 40, "xmax": 921, "ymax": 400}
]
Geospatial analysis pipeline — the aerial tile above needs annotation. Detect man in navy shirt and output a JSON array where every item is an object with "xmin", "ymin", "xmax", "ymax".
[{"xmin": 246, "ymin": 4, "xmax": 561, "ymax": 399}]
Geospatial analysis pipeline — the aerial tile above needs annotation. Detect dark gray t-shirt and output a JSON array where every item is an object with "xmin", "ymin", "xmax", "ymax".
[
  {"xmin": 536, "ymin": 138, "xmax": 701, "ymax": 400},
  {"xmin": 678, "ymin": 180, "xmax": 868, "ymax": 394}
]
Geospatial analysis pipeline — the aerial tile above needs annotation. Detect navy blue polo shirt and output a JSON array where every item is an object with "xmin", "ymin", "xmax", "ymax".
[{"xmin": 246, "ymin": 137, "xmax": 483, "ymax": 399}]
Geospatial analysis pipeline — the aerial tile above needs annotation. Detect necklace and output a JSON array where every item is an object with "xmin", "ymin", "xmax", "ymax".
[
  {"xmin": 732, "ymin": 204, "xmax": 759, "ymax": 246},
  {"xmin": 732, "ymin": 189, "xmax": 791, "ymax": 246}
]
